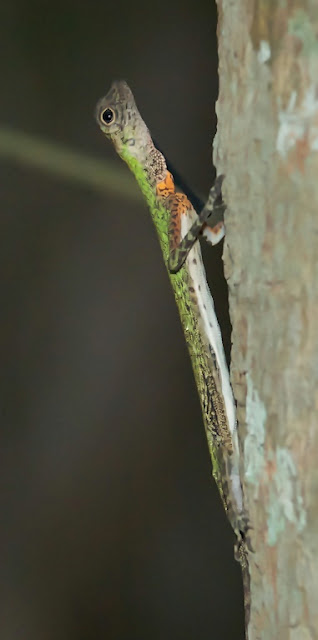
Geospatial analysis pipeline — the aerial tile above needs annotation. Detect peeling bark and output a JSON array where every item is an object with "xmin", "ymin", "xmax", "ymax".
[{"xmin": 214, "ymin": 2, "xmax": 318, "ymax": 638}]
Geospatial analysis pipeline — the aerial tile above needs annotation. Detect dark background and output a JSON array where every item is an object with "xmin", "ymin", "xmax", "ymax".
[{"xmin": 1, "ymin": 1, "xmax": 244, "ymax": 638}]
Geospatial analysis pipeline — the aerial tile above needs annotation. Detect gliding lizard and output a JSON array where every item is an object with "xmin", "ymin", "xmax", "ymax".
[{"xmin": 95, "ymin": 80, "xmax": 245, "ymax": 540}]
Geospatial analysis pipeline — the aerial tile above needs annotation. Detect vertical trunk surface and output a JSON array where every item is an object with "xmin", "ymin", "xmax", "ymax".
[{"xmin": 214, "ymin": 2, "xmax": 318, "ymax": 638}]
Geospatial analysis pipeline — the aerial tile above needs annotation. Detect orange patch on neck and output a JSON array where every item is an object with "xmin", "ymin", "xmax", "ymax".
[{"xmin": 156, "ymin": 171, "xmax": 175, "ymax": 199}]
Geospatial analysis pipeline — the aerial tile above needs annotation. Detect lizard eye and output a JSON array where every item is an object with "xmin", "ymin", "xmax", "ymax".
[{"xmin": 101, "ymin": 108, "xmax": 115, "ymax": 125}]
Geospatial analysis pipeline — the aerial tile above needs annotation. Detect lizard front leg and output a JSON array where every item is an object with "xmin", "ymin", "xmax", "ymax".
[{"xmin": 168, "ymin": 175, "xmax": 226, "ymax": 274}]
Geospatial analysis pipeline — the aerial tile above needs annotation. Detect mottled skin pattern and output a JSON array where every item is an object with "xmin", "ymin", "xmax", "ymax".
[{"xmin": 95, "ymin": 81, "xmax": 245, "ymax": 537}]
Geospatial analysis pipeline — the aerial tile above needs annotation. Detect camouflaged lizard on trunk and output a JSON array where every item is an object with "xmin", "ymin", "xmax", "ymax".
[{"xmin": 95, "ymin": 80, "xmax": 245, "ymax": 542}]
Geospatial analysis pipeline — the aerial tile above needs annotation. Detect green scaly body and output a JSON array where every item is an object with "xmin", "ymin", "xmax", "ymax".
[{"xmin": 95, "ymin": 81, "xmax": 244, "ymax": 535}]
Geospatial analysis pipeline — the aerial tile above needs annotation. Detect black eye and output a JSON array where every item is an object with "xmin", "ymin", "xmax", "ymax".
[{"xmin": 101, "ymin": 108, "xmax": 114, "ymax": 125}]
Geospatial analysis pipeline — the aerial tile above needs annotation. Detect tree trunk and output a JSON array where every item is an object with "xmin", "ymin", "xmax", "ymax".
[{"xmin": 214, "ymin": 2, "xmax": 318, "ymax": 638}]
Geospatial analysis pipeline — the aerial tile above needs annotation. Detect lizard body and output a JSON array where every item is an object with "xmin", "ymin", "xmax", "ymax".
[{"xmin": 95, "ymin": 81, "xmax": 244, "ymax": 535}]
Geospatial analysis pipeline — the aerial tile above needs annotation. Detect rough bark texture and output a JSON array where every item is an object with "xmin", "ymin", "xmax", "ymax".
[{"xmin": 214, "ymin": 2, "xmax": 318, "ymax": 638}]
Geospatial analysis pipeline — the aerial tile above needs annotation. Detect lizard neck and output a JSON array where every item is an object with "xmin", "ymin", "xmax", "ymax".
[{"xmin": 121, "ymin": 140, "xmax": 170, "ymax": 208}]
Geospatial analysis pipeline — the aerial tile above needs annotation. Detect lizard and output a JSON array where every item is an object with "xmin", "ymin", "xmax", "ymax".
[{"xmin": 95, "ymin": 80, "xmax": 245, "ymax": 541}]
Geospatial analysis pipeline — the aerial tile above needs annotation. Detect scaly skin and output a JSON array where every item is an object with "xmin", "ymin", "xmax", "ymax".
[{"xmin": 95, "ymin": 80, "xmax": 244, "ymax": 536}]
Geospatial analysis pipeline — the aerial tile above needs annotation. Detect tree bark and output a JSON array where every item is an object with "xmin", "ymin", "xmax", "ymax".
[{"xmin": 214, "ymin": 2, "xmax": 318, "ymax": 638}]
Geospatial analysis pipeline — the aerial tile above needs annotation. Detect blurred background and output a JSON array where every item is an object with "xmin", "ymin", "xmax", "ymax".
[{"xmin": 0, "ymin": 0, "xmax": 244, "ymax": 638}]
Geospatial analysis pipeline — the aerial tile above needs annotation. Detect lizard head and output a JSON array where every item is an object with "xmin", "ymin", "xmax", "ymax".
[{"xmin": 95, "ymin": 80, "xmax": 151, "ymax": 163}]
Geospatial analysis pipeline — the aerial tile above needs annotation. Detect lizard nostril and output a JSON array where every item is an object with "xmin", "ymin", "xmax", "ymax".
[{"xmin": 101, "ymin": 108, "xmax": 114, "ymax": 125}]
